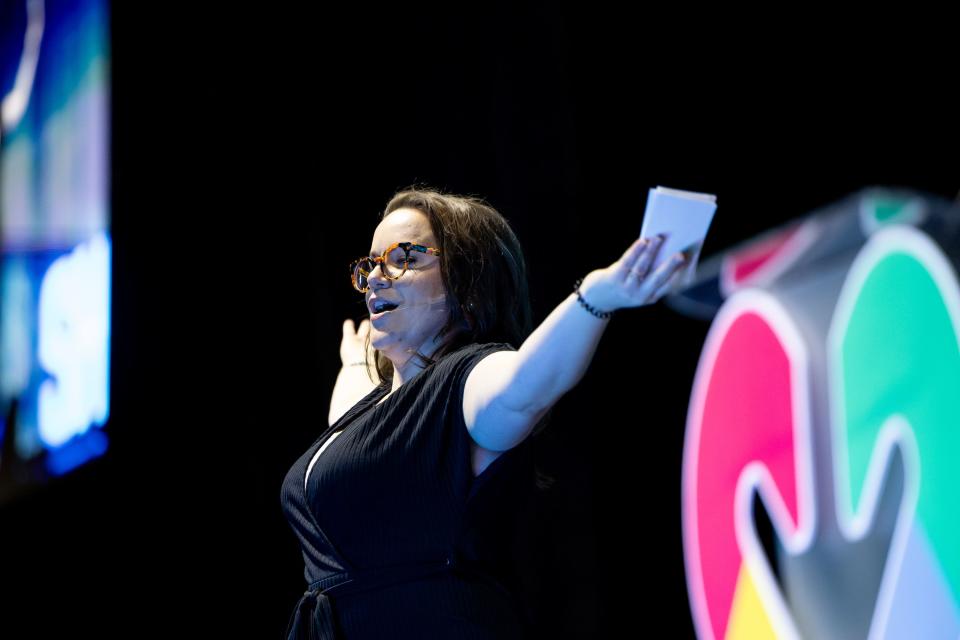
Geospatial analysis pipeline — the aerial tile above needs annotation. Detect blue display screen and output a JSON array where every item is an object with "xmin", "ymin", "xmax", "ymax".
[{"xmin": 0, "ymin": 0, "xmax": 110, "ymax": 496}]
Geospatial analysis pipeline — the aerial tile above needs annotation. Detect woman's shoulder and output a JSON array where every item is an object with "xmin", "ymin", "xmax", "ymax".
[
  {"xmin": 443, "ymin": 340, "xmax": 516, "ymax": 360},
  {"xmin": 430, "ymin": 341, "xmax": 517, "ymax": 383}
]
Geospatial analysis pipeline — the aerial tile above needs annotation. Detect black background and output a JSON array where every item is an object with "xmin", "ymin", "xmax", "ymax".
[{"xmin": 1, "ymin": 4, "xmax": 956, "ymax": 637}]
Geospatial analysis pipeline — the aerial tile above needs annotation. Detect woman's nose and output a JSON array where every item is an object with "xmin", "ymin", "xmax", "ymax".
[{"xmin": 367, "ymin": 262, "xmax": 390, "ymax": 289}]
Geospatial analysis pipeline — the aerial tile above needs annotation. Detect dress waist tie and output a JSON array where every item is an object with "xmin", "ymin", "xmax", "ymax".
[{"xmin": 284, "ymin": 555, "xmax": 458, "ymax": 640}]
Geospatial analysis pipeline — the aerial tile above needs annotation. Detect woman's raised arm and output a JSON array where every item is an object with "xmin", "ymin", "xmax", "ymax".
[{"xmin": 463, "ymin": 234, "xmax": 689, "ymax": 452}]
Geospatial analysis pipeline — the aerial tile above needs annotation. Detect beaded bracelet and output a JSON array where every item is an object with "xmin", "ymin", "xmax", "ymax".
[{"xmin": 573, "ymin": 278, "xmax": 614, "ymax": 319}]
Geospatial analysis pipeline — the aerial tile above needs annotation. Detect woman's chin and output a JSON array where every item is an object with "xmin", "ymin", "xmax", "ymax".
[{"xmin": 369, "ymin": 331, "xmax": 395, "ymax": 352}]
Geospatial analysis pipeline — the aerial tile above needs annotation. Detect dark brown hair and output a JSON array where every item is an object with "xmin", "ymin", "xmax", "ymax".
[{"xmin": 361, "ymin": 185, "xmax": 555, "ymax": 488}]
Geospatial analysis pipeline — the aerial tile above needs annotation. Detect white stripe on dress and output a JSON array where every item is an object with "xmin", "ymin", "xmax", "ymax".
[{"xmin": 305, "ymin": 430, "xmax": 344, "ymax": 492}]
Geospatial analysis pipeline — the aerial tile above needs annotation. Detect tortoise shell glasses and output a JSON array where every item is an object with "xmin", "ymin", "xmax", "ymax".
[{"xmin": 349, "ymin": 241, "xmax": 442, "ymax": 293}]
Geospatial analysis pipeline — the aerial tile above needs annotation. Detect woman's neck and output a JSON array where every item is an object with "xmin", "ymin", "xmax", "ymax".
[
  {"xmin": 388, "ymin": 333, "xmax": 459, "ymax": 392},
  {"xmin": 390, "ymin": 351, "xmax": 429, "ymax": 391}
]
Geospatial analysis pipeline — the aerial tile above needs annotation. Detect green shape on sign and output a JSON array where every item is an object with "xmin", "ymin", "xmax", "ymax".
[
  {"xmin": 839, "ymin": 251, "xmax": 960, "ymax": 599},
  {"xmin": 872, "ymin": 199, "xmax": 908, "ymax": 223}
]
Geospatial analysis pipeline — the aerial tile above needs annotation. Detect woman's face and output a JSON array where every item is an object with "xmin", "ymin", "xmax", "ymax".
[{"xmin": 365, "ymin": 208, "xmax": 450, "ymax": 364}]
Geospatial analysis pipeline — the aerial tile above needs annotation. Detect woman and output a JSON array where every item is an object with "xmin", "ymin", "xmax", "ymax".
[{"xmin": 281, "ymin": 187, "xmax": 688, "ymax": 639}]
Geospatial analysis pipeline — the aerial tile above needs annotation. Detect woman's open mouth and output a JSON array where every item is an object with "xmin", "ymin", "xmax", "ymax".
[{"xmin": 371, "ymin": 303, "xmax": 399, "ymax": 320}]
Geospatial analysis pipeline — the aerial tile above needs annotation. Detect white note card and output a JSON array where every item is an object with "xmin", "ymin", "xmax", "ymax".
[{"xmin": 638, "ymin": 186, "xmax": 717, "ymax": 290}]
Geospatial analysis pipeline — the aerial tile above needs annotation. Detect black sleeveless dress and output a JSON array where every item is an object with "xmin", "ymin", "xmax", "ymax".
[{"xmin": 280, "ymin": 342, "xmax": 538, "ymax": 639}]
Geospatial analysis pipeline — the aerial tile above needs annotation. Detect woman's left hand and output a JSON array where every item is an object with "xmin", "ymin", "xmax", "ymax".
[{"xmin": 578, "ymin": 234, "xmax": 690, "ymax": 312}]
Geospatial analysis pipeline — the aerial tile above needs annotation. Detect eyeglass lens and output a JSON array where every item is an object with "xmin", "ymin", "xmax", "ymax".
[{"xmin": 353, "ymin": 245, "xmax": 410, "ymax": 291}]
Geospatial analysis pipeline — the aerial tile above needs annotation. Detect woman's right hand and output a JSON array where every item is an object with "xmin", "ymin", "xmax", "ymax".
[{"xmin": 340, "ymin": 318, "xmax": 373, "ymax": 367}]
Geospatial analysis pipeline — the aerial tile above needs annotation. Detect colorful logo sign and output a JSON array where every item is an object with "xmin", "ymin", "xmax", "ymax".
[{"xmin": 683, "ymin": 214, "xmax": 960, "ymax": 639}]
